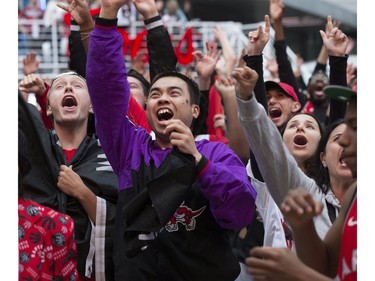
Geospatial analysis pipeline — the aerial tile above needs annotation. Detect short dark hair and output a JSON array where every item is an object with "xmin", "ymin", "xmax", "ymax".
[
  {"xmin": 128, "ymin": 69, "xmax": 150, "ymax": 97},
  {"xmin": 150, "ymin": 71, "xmax": 201, "ymax": 104}
]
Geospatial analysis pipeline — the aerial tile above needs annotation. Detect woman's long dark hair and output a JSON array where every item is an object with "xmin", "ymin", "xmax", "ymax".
[
  {"xmin": 313, "ymin": 119, "xmax": 345, "ymax": 193},
  {"xmin": 281, "ymin": 112, "xmax": 325, "ymax": 180}
]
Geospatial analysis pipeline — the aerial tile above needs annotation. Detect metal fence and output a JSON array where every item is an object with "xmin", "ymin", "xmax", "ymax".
[
  {"xmin": 19, "ymin": 19, "xmax": 70, "ymax": 78},
  {"xmin": 18, "ymin": 18, "xmax": 314, "ymax": 81},
  {"xmin": 18, "ymin": 19, "xmax": 261, "ymax": 79}
]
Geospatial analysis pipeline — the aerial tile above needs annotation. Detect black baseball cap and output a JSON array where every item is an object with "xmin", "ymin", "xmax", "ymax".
[{"xmin": 323, "ymin": 85, "xmax": 357, "ymax": 101}]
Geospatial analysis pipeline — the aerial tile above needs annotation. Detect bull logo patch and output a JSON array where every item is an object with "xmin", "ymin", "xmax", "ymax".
[{"xmin": 165, "ymin": 202, "xmax": 206, "ymax": 232}]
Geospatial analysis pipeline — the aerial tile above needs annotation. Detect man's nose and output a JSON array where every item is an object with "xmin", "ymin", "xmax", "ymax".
[
  {"xmin": 268, "ymin": 96, "xmax": 276, "ymax": 104},
  {"xmin": 157, "ymin": 93, "xmax": 170, "ymax": 103},
  {"xmin": 64, "ymin": 84, "xmax": 73, "ymax": 92}
]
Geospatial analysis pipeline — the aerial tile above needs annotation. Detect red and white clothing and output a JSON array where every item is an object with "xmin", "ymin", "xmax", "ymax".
[
  {"xmin": 19, "ymin": 5, "xmax": 44, "ymax": 35},
  {"xmin": 335, "ymin": 193, "xmax": 357, "ymax": 281}
]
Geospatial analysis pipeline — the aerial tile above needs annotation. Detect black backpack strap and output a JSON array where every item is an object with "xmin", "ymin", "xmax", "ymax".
[
  {"xmin": 326, "ymin": 185, "xmax": 357, "ymax": 225},
  {"xmin": 325, "ymin": 199, "xmax": 337, "ymax": 224}
]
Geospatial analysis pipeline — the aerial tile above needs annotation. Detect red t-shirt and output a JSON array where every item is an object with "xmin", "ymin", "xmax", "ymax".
[
  {"xmin": 64, "ymin": 148, "xmax": 77, "ymax": 164},
  {"xmin": 335, "ymin": 196, "xmax": 357, "ymax": 281}
]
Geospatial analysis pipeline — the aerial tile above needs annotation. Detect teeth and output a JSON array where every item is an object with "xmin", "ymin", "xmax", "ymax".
[{"xmin": 157, "ymin": 109, "xmax": 172, "ymax": 116}]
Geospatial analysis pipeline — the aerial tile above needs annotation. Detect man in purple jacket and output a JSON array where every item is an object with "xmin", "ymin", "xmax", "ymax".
[{"xmin": 86, "ymin": 1, "xmax": 256, "ymax": 280}]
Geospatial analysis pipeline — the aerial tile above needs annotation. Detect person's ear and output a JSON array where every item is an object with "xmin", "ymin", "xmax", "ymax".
[
  {"xmin": 192, "ymin": 104, "xmax": 200, "ymax": 119},
  {"xmin": 292, "ymin": 102, "xmax": 301, "ymax": 113},
  {"xmin": 46, "ymin": 105, "xmax": 52, "ymax": 117},
  {"xmin": 320, "ymin": 151, "xmax": 327, "ymax": 168},
  {"xmin": 89, "ymin": 104, "xmax": 94, "ymax": 114}
]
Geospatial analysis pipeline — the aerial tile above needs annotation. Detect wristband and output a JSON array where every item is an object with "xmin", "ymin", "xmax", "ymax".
[{"xmin": 144, "ymin": 15, "xmax": 163, "ymax": 30}]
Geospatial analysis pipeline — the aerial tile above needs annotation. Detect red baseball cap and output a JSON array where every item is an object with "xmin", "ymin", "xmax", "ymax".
[{"xmin": 265, "ymin": 81, "xmax": 299, "ymax": 102}]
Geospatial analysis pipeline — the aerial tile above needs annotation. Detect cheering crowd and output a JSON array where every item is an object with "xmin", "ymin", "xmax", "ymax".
[{"xmin": 18, "ymin": 0, "xmax": 357, "ymax": 280}]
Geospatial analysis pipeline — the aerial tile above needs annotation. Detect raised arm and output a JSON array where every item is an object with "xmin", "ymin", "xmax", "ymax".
[
  {"xmin": 86, "ymin": 0, "xmax": 134, "ymax": 176},
  {"xmin": 293, "ymin": 54, "xmax": 307, "ymax": 94},
  {"xmin": 192, "ymin": 41, "xmax": 221, "ymax": 136},
  {"xmin": 213, "ymin": 25, "xmax": 237, "ymax": 79},
  {"xmin": 243, "ymin": 14, "xmax": 271, "ymax": 111},
  {"xmin": 193, "ymin": 41, "xmax": 221, "ymax": 91},
  {"xmin": 234, "ymin": 65, "xmax": 317, "ymax": 207},
  {"xmin": 270, "ymin": 0, "xmax": 306, "ymax": 105},
  {"xmin": 280, "ymin": 184, "xmax": 356, "ymax": 277},
  {"xmin": 269, "ymin": 0, "xmax": 284, "ymax": 40},
  {"xmin": 320, "ymin": 15, "xmax": 349, "ymax": 123},
  {"xmin": 134, "ymin": 0, "xmax": 178, "ymax": 81},
  {"xmin": 19, "ymin": 73, "xmax": 54, "ymax": 129},
  {"xmin": 57, "ymin": 0, "xmax": 95, "ymax": 54},
  {"xmin": 214, "ymin": 76, "xmax": 250, "ymax": 165},
  {"xmin": 312, "ymin": 19, "xmax": 340, "ymax": 75},
  {"xmin": 242, "ymin": 15, "xmax": 271, "ymax": 180}
]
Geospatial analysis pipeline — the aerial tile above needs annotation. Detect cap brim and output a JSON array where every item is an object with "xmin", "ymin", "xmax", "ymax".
[
  {"xmin": 323, "ymin": 85, "xmax": 356, "ymax": 101},
  {"xmin": 264, "ymin": 81, "xmax": 287, "ymax": 95},
  {"xmin": 265, "ymin": 80, "xmax": 280, "ymax": 90}
]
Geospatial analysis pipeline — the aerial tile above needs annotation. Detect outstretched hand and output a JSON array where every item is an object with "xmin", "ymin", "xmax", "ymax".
[
  {"xmin": 246, "ymin": 15, "xmax": 271, "ymax": 56},
  {"xmin": 57, "ymin": 165, "xmax": 88, "ymax": 199},
  {"xmin": 57, "ymin": 0, "xmax": 94, "ymax": 30},
  {"xmin": 214, "ymin": 76, "xmax": 235, "ymax": 100},
  {"xmin": 231, "ymin": 66, "xmax": 259, "ymax": 101},
  {"xmin": 280, "ymin": 188, "xmax": 323, "ymax": 229},
  {"xmin": 193, "ymin": 41, "xmax": 222, "ymax": 80},
  {"xmin": 246, "ymin": 246, "xmax": 311, "ymax": 280},
  {"xmin": 133, "ymin": 0, "xmax": 159, "ymax": 19},
  {"xmin": 19, "ymin": 73, "xmax": 46, "ymax": 96},
  {"xmin": 131, "ymin": 49, "xmax": 148, "ymax": 75},
  {"xmin": 213, "ymin": 25, "xmax": 228, "ymax": 43},
  {"xmin": 270, "ymin": 0, "xmax": 284, "ymax": 23},
  {"xmin": 163, "ymin": 119, "xmax": 202, "ymax": 164},
  {"xmin": 319, "ymin": 15, "xmax": 349, "ymax": 57},
  {"xmin": 22, "ymin": 51, "xmax": 40, "ymax": 76},
  {"xmin": 100, "ymin": 0, "xmax": 131, "ymax": 19},
  {"xmin": 266, "ymin": 57, "xmax": 279, "ymax": 80}
]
